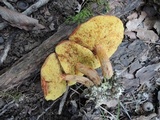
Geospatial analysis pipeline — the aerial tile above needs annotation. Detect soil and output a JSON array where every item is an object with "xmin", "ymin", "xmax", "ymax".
[{"xmin": 0, "ymin": 0, "xmax": 160, "ymax": 120}]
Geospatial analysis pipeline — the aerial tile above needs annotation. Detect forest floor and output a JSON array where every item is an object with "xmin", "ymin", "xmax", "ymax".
[{"xmin": 0, "ymin": 0, "xmax": 160, "ymax": 120}]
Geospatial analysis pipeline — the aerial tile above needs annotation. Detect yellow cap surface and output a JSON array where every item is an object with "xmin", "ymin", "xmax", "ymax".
[
  {"xmin": 69, "ymin": 15, "xmax": 124, "ymax": 58},
  {"xmin": 55, "ymin": 41, "xmax": 100, "ymax": 85},
  {"xmin": 41, "ymin": 53, "xmax": 66, "ymax": 100}
]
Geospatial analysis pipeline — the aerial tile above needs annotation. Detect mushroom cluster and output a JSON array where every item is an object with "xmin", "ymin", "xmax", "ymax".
[{"xmin": 41, "ymin": 15, "xmax": 124, "ymax": 101}]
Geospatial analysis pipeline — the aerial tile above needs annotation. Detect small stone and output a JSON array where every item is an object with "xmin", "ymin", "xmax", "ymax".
[
  {"xmin": 49, "ymin": 23, "xmax": 55, "ymax": 31},
  {"xmin": 17, "ymin": 1, "xmax": 29, "ymax": 10},
  {"xmin": 142, "ymin": 102, "xmax": 154, "ymax": 112}
]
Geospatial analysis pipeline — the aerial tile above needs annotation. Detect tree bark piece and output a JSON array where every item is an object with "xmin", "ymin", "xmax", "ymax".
[{"xmin": 0, "ymin": 23, "xmax": 77, "ymax": 91}]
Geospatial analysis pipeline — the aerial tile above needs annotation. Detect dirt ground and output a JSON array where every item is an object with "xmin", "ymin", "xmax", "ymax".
[{"xmin": 0, "ymin": 0, "xmax": 160, "ymax": 120}]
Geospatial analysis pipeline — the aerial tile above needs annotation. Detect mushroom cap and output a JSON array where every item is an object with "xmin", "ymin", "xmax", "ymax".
[
  {"xmin": 69, "ymin": 15, "xmax": 124, "ymax": 58},
  {"xmin": 55, "ymin": 41, "xmax": 100, "ymax": 85},
  {"xmin": 41, "ymin": 53, "xmax": 66, "ymax": 101}
]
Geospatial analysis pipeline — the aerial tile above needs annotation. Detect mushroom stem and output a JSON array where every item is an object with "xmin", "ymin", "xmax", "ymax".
[
  {"xmin": 76, "ymin": 63, "xmax": 101, "ymax": 85},
  {"xmin": 95, "ymin": 44, "xmax": 113, "ymax": 79},
  {"xmin": 62, "ymin": 75, "xmax": 94, "ymax": 88}
]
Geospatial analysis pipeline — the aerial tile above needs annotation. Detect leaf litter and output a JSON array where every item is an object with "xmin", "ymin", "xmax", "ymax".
[
  {"xmin": 0, "ymin": 0, "xmax": 160, "ymax": 120},
  {"xmin": 125, "ymin": 11, "xmax": 160, "ymax": 43}
]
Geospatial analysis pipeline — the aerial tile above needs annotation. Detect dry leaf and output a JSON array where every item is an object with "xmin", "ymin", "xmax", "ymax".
[
  {"xmin": 127, "ymin": 12, "xmax": 138, "ymax": 20},
  {"xmin": 126, "ymin": 11, "xmax": 147, "ymax": 31},
  {"xmin": 154, "ymin": 20, "xmax": 160, "ymax": 35},
  {"xmin": 0, "ymin": 6, "xmax": 45, "ymax": 31},
  {"xmin": 136, "ymin": 63, "xmax": 160, "ymax": 85},
  {"xmin": 136, "ymin": 29, "xmax": 159, "ymax": 43},
  {"xmin": 125, "ymin": 31, "xmax": 137, "ymax": 39}
]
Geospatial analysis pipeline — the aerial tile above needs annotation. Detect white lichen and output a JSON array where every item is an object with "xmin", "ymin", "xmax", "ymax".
[{"xmin": 83, "ymin": 76, "xmax": 124, "ymax": 108}]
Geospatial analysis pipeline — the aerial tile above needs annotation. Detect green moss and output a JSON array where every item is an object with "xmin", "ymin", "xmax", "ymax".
[
  {"xmin": 65, "ymin": 0, "xmax": 110, "ymax": 24},
  {"xmin": 65, "ymin": 8, "xmax": 93, "ymax": 24}
]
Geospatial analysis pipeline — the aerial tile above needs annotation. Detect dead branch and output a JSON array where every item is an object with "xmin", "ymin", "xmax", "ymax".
[
  {"xmin": 0, "ymin": 6, "xmax": 45, "ymax": 30},
  {"xmin": 0, "ymin": 23, "xmax": 77, "ymax": 91},
  {"xmin": 0, "ymin": 0, "xmax": 50, "ymax": 30},
  {"xmin": 1, "ymin": 0, "xmax": 16, "ymax": 10},
  {"xmin": 22, "ymin": 0, "xmax": 50, "ymax": 15}
]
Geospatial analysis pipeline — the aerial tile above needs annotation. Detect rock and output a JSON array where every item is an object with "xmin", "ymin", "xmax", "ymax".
[
  {"xmin": 17, "ymin": 1, "xmax": 29, "ymax": 10},
  {"xmin": 49, "ymin": 22, "xmax": 55, "ymax": 31}
]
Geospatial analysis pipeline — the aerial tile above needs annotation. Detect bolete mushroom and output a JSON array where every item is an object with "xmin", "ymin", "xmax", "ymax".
[
  {"xmin": 41, "ymin": 15, "xmax": 124, "ymax": 101},
  {"xmin": 69, "ymin": 15, "xmax": 124, "ymax": 79},
  {"xmin": 55, "ymin": 41, "xmax": 101, "ymax": 85},
  {"xmin": 41, "ymin": 53, "xmax": 66, "ymax": 100}
]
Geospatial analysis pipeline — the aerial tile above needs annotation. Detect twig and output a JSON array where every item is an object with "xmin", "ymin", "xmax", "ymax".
[
  {"xmin": 0, "ymin": 100, "xmax": 15, "ymax": 116},
  {"xmin": 0, "ymin": 31, "xmax": 18, "ymax": 64},
  {"xmin": 0, "ymin": 0, "xmax": 50, "ymax": 30},
  {"xmin": 1, "ymin": 0, "xmax": 16, "ymax": 11},
  {"xmin": 99, "ymin": 105, "xmax": 116, "ymax": 119},
  {"xmin": 22, "ymin": 0, "xmax": 50, "ymax": 15},
  {"xmin": 69, "ymin": 84, "xmax": 84, "ymax": 98},
  {"xmin": 120, "ymin": 102, "xmax": 132, "ymax": 120},
  {"xmin": 36, "ymin": 99, "xmax": 59, "ymax": 120},
  {"xmin": 58, "ymin": 86, "xmax": 69, "ymax": 115}
]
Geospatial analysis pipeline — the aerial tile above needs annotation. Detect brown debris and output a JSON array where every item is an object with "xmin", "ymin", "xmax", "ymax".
[{"xmin": 0, "ymin": 6, "xmax": 45, "ymax": 31}]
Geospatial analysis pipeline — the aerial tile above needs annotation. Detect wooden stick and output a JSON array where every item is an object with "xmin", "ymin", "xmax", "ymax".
[
  {"xmin": 0, "ymin": 23, "xmax": 77, "ymax": 91},
  {"xmin": 0, "ymin": 0, "xmax": 50, "ymax": 30}
]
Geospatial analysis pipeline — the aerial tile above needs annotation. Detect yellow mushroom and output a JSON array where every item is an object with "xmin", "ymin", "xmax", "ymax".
[
  {"xmin": 41, "ymin": 53, "xmax": 94, "ymax": 101},
  {"xmin": 41, "ymin": 53, "xmax": 66, "ymax": 101},
  {"xmin": 41, "ymin": 15, "xmax": 124, "ymax": 101},
  {"xmin": 55, "ymin": 41, "xmax": 101, "ymax": 85},
  {"xmin": 69, "ymin": 15, "xmax": 124, "ymax": 79}
]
